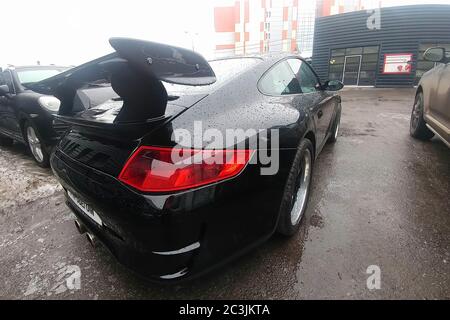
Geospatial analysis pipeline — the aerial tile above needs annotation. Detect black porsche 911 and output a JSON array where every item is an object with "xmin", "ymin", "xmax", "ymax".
[
  {"xmin": 31, "ymin": 38, "xmax": 343, "ymax": 282},
  {"xmin": 0, "ymin": 65, "xmax": 70, "ymax": 167}
]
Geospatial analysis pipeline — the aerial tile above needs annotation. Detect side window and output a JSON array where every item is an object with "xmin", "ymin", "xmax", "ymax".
[
  {"xmin": 287, "ymin": 59, "xmax": 320, "ymax": 93},
  {"xmin": 259, "ymin": 61, "xmax": 302, "ymax": 95}
]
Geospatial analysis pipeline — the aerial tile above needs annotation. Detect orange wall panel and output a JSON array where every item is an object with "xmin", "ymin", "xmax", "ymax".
[
  {"xmin": 214, "ymin": 7, "xmax": 236, "ymax": 32},
  {"xmin": 283, "ymin": 7, "xmax": 289, "ymax": 21},
  {"xmin": 321, "ymin": 0, "xmax": 333, "ymax": 17},
  {"xmin": 234, "ymin": 1, "xmax": 240, "ymax": 23},
  {"xmin": 244, "ymin": 0, "xmax": 250, "ymax": 23},
  {"xmin": 291, "ymin": 41, "xmax": 297, "ymax": 52},
  {"xmin": 216, "ymin": 44, "xmax": 236, "ymax": 50}
]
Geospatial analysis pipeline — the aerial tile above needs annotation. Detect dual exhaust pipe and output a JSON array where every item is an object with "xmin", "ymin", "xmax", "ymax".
[{"xmin": 74, "ymin": 219, "xmax": 97, "ymax": 247}]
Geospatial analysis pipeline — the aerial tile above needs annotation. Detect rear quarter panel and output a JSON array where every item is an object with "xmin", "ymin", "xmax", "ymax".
[{"xmin": 141, "ymin": 59, "xmax": 318, "ymax": 243}]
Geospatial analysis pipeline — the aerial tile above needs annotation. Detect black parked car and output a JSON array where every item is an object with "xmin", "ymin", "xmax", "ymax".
[
  {"xmin": 0, "ymin": 65, "xmax": 70, "ymax": 167},
  {"xmin": 34, "ymin": 38, "xmax": 343, "ymax": 282}
]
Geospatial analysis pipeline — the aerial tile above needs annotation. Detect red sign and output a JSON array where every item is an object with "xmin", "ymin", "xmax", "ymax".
[{"xmin": 383, "ymin": 54, "xmax": 413, "ymax": 74}]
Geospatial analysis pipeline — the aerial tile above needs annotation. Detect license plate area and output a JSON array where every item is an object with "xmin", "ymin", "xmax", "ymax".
[{"xmin": 67, "ymin": 191, "xmax": 103, "ymax": 226}]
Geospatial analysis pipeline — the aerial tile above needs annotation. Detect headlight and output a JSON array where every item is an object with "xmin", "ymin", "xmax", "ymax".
[{"xmin": 38, "ymin": 96, "xmax": 61, "ymax": 112}]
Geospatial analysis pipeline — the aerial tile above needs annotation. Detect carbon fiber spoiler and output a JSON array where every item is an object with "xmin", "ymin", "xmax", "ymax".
[{"xmin": 29, "ymin": 37, "xmax": 216, "ymax": 123}]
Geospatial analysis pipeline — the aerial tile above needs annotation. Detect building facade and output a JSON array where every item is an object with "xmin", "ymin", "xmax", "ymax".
[
  {"xmin": 316, "ymin": 0, "xmax": 381, "ymax": 17},
  {"xmin": 296, "ymin": 1, "xmax": 316, "ymax": 56},
  {"xmin": 214, "ymin": 0, "xmax": 316, "ymax": 58},
  {"xmin": 312, "ymin": 5, "xmax": 450, "ymax": 87}
]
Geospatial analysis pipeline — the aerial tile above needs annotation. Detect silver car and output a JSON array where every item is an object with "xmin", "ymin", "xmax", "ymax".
[{"xmin": 411, "ymin": 47, "xmax": 450, "ymax": 147}]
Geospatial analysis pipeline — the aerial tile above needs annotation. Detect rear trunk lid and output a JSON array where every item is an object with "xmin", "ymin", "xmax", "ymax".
[
  {"xmin": 32, "ymin": 38, "xmax": 216, "ymax": 176},
  {"xmin": 54, "ymin": 102, "xmax": 189, "ymax": 177}
]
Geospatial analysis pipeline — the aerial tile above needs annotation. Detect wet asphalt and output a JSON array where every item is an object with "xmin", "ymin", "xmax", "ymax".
[{"xmin": 0, "ymin": 88, "xmax": 449, "ymax": 299}]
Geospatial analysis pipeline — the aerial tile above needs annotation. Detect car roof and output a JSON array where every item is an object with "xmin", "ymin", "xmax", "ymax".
[{"xmin": 210, "ymin": 52, "xmax": 305, "ymax": 64}]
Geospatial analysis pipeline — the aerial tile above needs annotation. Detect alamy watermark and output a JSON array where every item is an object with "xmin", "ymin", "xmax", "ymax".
[
  {"xmin": 366, "ymin": 265, "xmax": 381, "ymax": 290},
  {"xmin": 172, "ymin": 121, "xmax": 280, "ymax": 176},
  {"xmin": 367, "ymin": 8, "xmax": 381, "ymax": 30}
]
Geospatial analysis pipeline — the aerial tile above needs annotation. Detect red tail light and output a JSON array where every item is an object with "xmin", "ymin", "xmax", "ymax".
[{"xmin": 118, "ymin": 146, "xmax": 253, "ymax": 193}]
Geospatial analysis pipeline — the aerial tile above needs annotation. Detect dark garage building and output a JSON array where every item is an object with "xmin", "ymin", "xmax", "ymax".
[{"xmin": 312, "ymin": 4, "xmax": 450, "ymax": 87}]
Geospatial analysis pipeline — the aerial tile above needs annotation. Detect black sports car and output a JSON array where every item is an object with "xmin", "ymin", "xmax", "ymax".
[
  {"xmin": 0, "ymin": 65, "xmax": 70, "ymax": 167},
  {"xmin": 34, "ymin": 38, "xmax": 343, "ymax": 282}
]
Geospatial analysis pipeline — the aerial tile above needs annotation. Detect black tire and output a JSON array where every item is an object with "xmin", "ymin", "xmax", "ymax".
[
  {"xmin": 410, "ymin": 91, "xmax": 434, "ymax": 140},
  {"xmin": 277, "ymin": 138, "xmax": 314, "ymax": 236},
  {"xmin": 328, "ymin": 107, "xmax": 341, "ymax": 144},
  {"xmin": 0, "ymin": 135, "xmax": 14, "ymax": 147},
  {"xmin": 23, "ymin": 120, "xmax": 50, "ymax": 168}
]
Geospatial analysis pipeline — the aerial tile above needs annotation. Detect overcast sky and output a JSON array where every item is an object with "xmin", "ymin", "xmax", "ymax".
[{"xmin": 1, "ymin": 0, "xmax": 449, "ymax": 67}]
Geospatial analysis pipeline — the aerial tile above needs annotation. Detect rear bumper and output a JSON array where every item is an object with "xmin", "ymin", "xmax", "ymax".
[
  {"xmin": 51, "ymin": 148, "xmax": 289, "ymax": 282},
  {"xmin": 66, "ymin": 198, "xmax": 199, "ymax": 281}
]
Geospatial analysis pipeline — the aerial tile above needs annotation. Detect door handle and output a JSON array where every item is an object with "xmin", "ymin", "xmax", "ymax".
[{"xmin": 318, "ymin": 110, "xmax": 323, "ymax": 119}]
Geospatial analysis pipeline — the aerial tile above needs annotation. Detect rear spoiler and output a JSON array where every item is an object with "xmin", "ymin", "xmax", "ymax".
[{"xmin": 30, "ymin": 37, "xmax": 216, "ymax": 123}]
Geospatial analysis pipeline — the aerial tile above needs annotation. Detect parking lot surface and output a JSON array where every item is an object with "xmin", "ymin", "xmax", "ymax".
[{"xmin": 0, "ymin": 88, "xmax": 449, "ymax": 299}]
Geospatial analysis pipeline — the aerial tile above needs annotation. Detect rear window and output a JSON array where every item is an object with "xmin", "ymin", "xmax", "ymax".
[{"xmin": 163, "ymin": 58, "xmax": 261, "ymax": 94}]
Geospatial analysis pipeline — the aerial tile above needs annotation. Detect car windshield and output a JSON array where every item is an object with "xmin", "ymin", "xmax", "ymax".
[
  {"xmin": 163, "ymin": 58, "xmax": 261, "ymax": 95},
  {"xmin": 17, "ymin": 68, "xmax": 68, "ymax": 85}
]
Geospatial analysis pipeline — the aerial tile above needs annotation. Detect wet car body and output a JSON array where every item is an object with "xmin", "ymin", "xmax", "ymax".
[
  {"xmin": 0, "ymin": 66, "xmax": 70, "ymax": 166},
  {"xmin": 42, "ymin": 38, "xmax": 343, "ymax": 282},
  {"xmin": 411, "ymin": 47, "xmax": 450, "ymax": 147}
]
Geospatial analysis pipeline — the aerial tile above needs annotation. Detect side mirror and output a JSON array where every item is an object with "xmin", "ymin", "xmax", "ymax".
[
  {"xmin": 0, "ymin": 84, "xmax": 10, "ymax": 96},
  {"xmin": 424, "ymin": 47, "xmax": 446, "ymax": 63},
  {"xmin": 323, "ymin": 80, "xmax": 344, "ymax": 91}
]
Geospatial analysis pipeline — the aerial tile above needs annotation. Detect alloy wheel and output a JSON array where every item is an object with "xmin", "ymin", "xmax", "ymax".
[
  {"xmin": 290, "ymin": 148, "xmax": 312, "ymax": 225},
  {"xmin": 27, "ymin": 126, "xmax": 44, "ymax": 163},
  {"xmin": 334, "ymin": 117, "xmax": 340, "ymax": 140},
  {"xmin": 411, "ymin": 95, "xmax": 423, "ymax": 130}
]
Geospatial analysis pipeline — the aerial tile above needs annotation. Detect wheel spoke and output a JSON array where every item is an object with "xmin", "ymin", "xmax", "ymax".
[
  {"xmin": 27, "ymin": 126, "xmax": 44, "ymax": 162},
  {"xmin": 290, "ymin": 149, "xmax": 312, "ymax": 225},
  {"xmin": 411, "ymin": 98, "xmax": 423, "ymax": 130}
]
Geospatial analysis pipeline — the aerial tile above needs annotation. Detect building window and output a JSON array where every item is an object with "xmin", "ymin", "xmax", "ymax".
[
  {"xmin": 329, "ymin": 46, "xmax": 380, "ymax": 86},
  {"xmin": 331, "ymin": 49, "xmax": 345, "ymax": 56},
  {"xmin": 346, "ymin": 47, "xmax": 363, "ymax": 55}
]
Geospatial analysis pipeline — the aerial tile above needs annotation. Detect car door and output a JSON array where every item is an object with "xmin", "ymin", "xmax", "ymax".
[
  {"xmin": 0, "ymin": 71, "xmax": 12, "ymax": 136},
  {"xmin": 0, "ymin": 71, "xmax": 21, "ymax": 137},
  {"xmin": 430, "ymin": 61, "xmax": 450, "ymax": 142},
  {"xmin": 0, "ymin": 72, "xmax": 5, "ymax": 132},
  {"xmin": 287, "ymin": 58, "xmax": 335, "ymax": 150}
]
